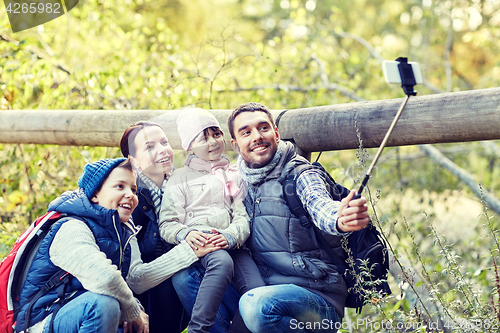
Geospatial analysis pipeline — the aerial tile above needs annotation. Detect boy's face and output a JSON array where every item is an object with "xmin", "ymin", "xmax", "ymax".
[
  {"xmin": 188, "ymin": 128, "xmax": 225, "ymax": 162},
  {"xmin": 91, "ymin": 167, "xmax": 139, "ymax": 223},
  {"xmin": 230, "ymin": 111, "xmax": 280, "ymax": 169}
]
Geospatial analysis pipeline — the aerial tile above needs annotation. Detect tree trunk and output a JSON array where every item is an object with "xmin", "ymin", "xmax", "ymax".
[{"xmin": 419, "ymin": 144, "xmax": 500, "ymax": 216}]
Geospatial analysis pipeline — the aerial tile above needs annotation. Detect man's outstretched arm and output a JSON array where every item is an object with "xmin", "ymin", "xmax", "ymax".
[{"xmin": 296, "ymin": 170, "xmax": 369, "ymax": 234}]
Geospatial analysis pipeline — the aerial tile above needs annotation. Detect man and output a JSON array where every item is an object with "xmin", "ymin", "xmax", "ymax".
[{"xmin": 227, "ymin": 102, "xmax": 370, "ymax": 332}]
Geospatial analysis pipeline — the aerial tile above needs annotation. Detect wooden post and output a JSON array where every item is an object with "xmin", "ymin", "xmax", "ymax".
[{"xmin": 1, "ymin": 88, "xmax": 499, "ymax": 151}]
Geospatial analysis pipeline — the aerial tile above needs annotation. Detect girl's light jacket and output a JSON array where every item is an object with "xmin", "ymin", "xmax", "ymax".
[{"xmin": 158, "ymin": 166, "xmax": 250, "ymax": 248}]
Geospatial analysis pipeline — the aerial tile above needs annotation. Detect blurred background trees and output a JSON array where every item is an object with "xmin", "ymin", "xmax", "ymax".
[{"xmin": 1, "ymin": 0, "xmax": 500, "ymax": 330}]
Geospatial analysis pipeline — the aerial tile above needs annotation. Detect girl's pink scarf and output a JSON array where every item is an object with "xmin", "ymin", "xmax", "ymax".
[{"xmin": 187, "ymin": 155, "xmax": 240, "ymax": 197}]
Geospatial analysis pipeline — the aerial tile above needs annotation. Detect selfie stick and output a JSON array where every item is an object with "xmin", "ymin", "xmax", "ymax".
[{"xmin": 354, "ymin": 57, "xmax": 417, "ymax": 199}]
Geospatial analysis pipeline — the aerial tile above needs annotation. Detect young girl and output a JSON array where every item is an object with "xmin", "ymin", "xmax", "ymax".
[{"xmin": 159, "ymin": 108, "xmax": 263, "ymax": 333}]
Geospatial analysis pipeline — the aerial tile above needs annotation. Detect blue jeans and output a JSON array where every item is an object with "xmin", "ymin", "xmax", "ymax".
[
  {"xmin": 173, "ymin": 249, "xmax": 265, "ymax": 333},
  {"xmin": 239, "ymin": 284, "xmax": 341, "ymax": 333},
  {"xmin": 172, "ymin": 261, "xmax": 240, "ymax": 333},
  {"xmin": 190, "ymin": 250, "xmax": 234, "ymax": 333},
  {"xmin": 42, "ymin": 292, "xmax": 120, "ymax": 333}
]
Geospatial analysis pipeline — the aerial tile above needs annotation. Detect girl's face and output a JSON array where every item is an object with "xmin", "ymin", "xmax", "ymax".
[
  {"xmin": 188, "ymin": 127, "xmax": 225, "ymax": 162},
  {"xmin": 132, "ymin": 126, "xmax": 174, "ymax": 178}
]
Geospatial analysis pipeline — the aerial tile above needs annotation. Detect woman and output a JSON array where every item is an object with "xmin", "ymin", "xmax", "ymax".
[
  {"xmin": 120, "ymin": 121, "xmax": 189, "ymax": 332},
  {"xmin": 120, "ymin": 121, "xmax": 239, "ymax": 333}
]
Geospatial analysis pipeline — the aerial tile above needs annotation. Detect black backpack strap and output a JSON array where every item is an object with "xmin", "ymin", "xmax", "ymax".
[
  {"xmin": 22, "ymin": 269, "xmax": 70, "ymax": 332},
  {"xmin": 283, "ymin": 163, "xmax": 315, "ymax": 228},
  {"xmin": 310, "ymin": 161, "xmax": 351, "ymax": 201},
  {"xmin": 48, "ymin": 272, "xmax": 71, "ymax": 333},
  {"xmin": 18, "ymin": 215, "xmax": 86, "ymax": 332}
]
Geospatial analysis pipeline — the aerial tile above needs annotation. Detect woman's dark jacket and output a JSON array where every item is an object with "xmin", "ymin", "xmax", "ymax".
[{"xmin": 132, "ymin": 187, "xmax": 173, "ymax": 263}]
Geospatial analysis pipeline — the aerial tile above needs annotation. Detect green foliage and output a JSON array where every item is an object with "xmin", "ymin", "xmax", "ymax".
[{"xmin": 1, "ymin": 0, "xmax": 500, "ymax": 330}]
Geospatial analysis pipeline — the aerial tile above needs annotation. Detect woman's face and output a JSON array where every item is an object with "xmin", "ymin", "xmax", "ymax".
[{"xmin": 132, "ymin": 126, "xmax": 174, "ymax": 179}]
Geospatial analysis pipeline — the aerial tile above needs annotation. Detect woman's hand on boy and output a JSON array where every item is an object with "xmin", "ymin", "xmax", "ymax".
[{"xmin": 185, "ymin": 230, "xmax": 211, "ymax": 250}]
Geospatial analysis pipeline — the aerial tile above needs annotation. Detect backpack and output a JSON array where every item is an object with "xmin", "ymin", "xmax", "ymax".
[
  {"xmin": 0, "ymin": 211, "xmax": 77, "ymax": 333},
  {"xmin": 283, "ymin": 162, "xmax": 391, "ymax": 313}
]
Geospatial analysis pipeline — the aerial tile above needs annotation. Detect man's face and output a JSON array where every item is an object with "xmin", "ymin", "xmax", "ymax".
[{"xmin": 231, "ymin": 111, "xmax": 280, "ymax": 169}]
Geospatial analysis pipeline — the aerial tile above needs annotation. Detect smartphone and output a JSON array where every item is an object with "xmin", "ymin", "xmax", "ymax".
[{"xmin": 382, "ymin": 60, "xmax": 422, "ymax": 85}]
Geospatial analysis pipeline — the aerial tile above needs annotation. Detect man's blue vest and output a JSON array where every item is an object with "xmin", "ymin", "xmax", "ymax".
[{"xmin": 244, "ymin": 153, "xmax": 347, "ymax": 314}]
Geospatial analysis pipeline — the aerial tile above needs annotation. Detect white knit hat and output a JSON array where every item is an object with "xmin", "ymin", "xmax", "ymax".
[{"xmin": 177, "ymin": 108, "xmax": 220, "ymax": 151}]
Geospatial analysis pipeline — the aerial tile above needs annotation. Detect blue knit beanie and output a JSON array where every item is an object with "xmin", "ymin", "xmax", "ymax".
[{"xmin": 78, "ymin": 158, "xmax": 126, "ymax": 199}]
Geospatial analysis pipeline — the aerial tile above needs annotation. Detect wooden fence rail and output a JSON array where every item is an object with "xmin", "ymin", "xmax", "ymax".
[{"xmin": 1, "ymin": 87, "xmax": 499, "ymax": 151}]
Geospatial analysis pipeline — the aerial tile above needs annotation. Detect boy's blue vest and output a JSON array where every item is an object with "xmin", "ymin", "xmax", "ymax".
[{"xmin": 15, "ymin": 211, "xmax": 134, "ymax": 330}]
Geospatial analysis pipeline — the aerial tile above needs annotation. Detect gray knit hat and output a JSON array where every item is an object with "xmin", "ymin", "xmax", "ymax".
[{"xmin": 78, "ymin": 158, "xmax": 126, "ymax": 198}]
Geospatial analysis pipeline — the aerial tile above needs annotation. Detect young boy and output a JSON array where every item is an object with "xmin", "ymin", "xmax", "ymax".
[{"xmin": 15, "ymin": 157, "xmax": 206, "ymax": 333}]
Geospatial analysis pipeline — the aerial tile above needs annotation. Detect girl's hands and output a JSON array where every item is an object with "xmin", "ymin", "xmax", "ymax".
[
  {"xmin": 185, "ymin": 229, "xmax": 229, "ymax": 257},
  {"xmin": 208, "ymin": 229, "xmax": 229, "ymax": 249},
  {"xmin": 185, "ymin": 230, "xmax": 211, "ymax": 250},
  {"xmin": 186, "ymin": 230, "xmax": 222, "ymax": 257}
]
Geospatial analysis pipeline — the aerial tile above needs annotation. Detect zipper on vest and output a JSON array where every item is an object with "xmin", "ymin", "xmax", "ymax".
[
  {"xmin": 123, "ymin": 223, "xmax": 140, "ymax": 255},
  {"xmin": 112, "ymin": 215, "xmax": 123, "ymax": 270},
  {"xmin": 255, "ymin": 198, "xmax": 262, "ymax": 214}
]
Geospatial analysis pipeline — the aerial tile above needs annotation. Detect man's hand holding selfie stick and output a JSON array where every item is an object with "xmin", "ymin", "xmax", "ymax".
[{"xmin": 338, "ymin": 57, "xmax": 421, "ymax": 233}]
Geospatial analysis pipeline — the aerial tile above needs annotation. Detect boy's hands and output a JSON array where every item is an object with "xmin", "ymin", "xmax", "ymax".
[
  {"xmin": 337, "ymin": 190, "xmax": 370, "ymax": 232},
  {"xmin": 123, "ymin": 310, "xmax": 149, "ymax": 333}
]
